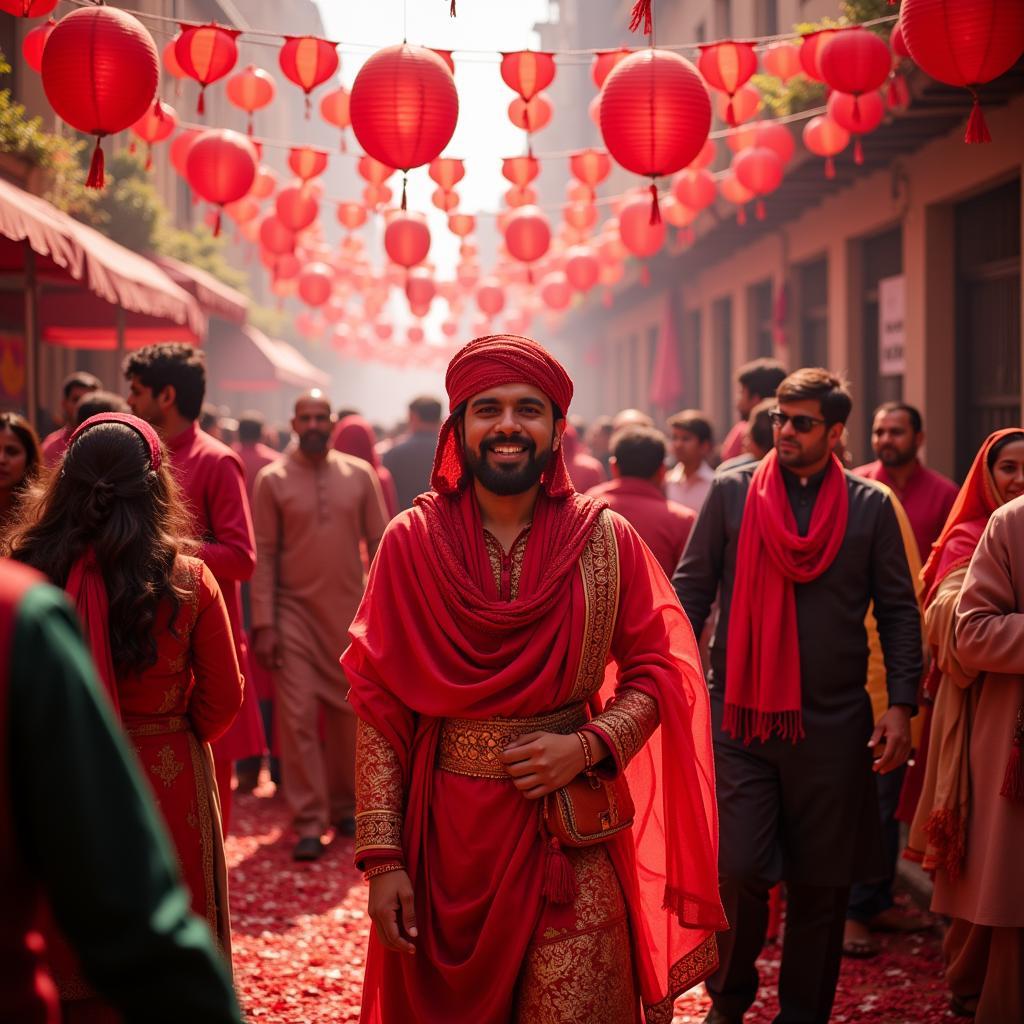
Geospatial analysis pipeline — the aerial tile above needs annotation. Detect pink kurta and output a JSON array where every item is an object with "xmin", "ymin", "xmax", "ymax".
[
  {"xmin": 41, "ymin": 427, "xmax": 71, "ymax": 467},
  {"xmin": 166, "ymin": 423, "xmax": 264, "ymax": 762}
]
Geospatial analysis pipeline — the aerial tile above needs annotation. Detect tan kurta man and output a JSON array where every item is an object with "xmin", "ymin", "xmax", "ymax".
[{"xmin": 252, "ymin": 447, "xmax": 388, "ymax": 847}]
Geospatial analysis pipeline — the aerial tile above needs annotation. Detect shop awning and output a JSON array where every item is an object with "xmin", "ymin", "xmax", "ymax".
[
  {"xmin": 151, "ymin": 254, "xmax": 249, "ymax": 325},
  {"xmin": 209, "ymin": 323, "xmax": 329, "ymax": 392},
  {"xmin": 0, "ymin": 176, "xmax": 204, "ymax": 341}
]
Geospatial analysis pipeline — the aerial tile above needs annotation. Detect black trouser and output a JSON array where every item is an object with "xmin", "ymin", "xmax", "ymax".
[
  {"xmin": 846, "ymin": 763, "xmax": 906, "ymax": 923},
  {"xmin": 708, "ymin": 878, "xmax": 849, "ymax": 1024}
]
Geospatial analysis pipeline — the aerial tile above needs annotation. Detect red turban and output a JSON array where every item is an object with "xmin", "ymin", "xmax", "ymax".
[{"xmin": 431, "ymin": 334, "xmax": 575, "ymax": 496}]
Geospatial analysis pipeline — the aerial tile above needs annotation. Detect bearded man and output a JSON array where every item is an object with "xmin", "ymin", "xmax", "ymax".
[{"xmin": 342, "ymin": 335, "xmax": 725, "ymax": 1023}]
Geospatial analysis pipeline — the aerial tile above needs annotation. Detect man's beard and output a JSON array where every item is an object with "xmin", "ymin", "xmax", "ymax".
[
  {"xmin": 463, "ymin": 434, "xmax": 552, "ymax": 495},
  {"xmin": 877, "ymin": 444, "xmax": 915, "ymax": 467},
  {"xmin": 299, "ymin": 430, "xmax": 329, "ymax": 455},
  {"xmin": 777, "ymin": 436, "xmax": 830, "ymax": 469}
]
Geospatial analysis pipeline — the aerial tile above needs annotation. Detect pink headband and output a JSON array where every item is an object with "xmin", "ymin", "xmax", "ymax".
[{"xmin": 67, "ymin": 412, "xmax": 163, "ymax": 472}]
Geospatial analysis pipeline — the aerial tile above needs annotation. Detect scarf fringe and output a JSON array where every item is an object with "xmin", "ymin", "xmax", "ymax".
[
  {"xmin": 923, "ymin": 807, "xmax": 964, "ymax": 882},
  {"xmin": 723, "ymin": 704, "xmax": 804, "ymax": 745},
  {"xmin": 1001, "ymin": 745, "xmax": 1024, "ymax": 803},
  {"xmin": 542, "ymin": 835, "xmax": 578, "ymax": 905}
]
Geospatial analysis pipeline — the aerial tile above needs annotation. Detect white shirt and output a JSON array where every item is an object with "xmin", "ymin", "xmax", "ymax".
[{"xmin": 664, "ymin": 461, "xmax": 715, "ymax": 514}]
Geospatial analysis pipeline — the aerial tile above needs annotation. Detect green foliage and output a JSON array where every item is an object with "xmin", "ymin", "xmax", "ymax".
[
  {"xmin": 156, "ymin": 221, "xmax": 249, "ymax": 292},
  {"xmin": 80, "ymin": 150, "xmax": 166, "ymax": 250}
]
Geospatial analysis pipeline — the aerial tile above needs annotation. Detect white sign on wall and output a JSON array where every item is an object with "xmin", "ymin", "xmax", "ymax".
[{"xmin": 878, "ymin": 275, "xmax": 906, "ymax": 376}]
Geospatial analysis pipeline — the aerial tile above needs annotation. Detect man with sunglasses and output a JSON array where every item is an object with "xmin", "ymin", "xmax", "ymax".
[{"xmin": 673, "ymin": 368, "xmax": 922, "ymax": 1024}]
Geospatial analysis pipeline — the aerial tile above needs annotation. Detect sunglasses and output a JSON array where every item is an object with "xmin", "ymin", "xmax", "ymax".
[{"xmin": 769, "ymin": 410, "xmax": 827, "ymax": 434}]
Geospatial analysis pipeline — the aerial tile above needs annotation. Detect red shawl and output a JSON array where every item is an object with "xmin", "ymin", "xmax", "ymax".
[
  {"xmin": 725, "ymin": 450, "xmax": 849, "ymax": 743},
  {"xmin": 331, "ymin": 415, "xmax": 398, "ymax": 518}
]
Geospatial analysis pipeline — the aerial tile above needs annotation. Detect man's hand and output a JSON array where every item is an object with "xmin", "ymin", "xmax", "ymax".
[
  {"xmin": 869, "ymin": 705, "xmax": 912, "ymax": 774},
  {"xmin": 499, "ymin": 730, "xmax": 605, "ymax": 799},
  {"xmin": 253, "ymin": 626, "xmax": 282, "ymax": 670},
  {"xmin": 368, "ymin": 869, "xmax": 417, "ymax": 955}
]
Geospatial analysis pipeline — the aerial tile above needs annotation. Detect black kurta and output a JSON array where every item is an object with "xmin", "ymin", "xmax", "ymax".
[{"xmin": 673, "ymin": 462, "xmax": 922, "ymax": 885}]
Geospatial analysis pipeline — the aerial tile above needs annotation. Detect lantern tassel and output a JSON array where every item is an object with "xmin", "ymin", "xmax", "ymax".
[
  {"xmin": 129, "ymin": 141, "xmax": 137, "ymax": 155},
  {"xmin": 247, "ymin": 115, "xmax": 254, "ymax": 136},
  {"xmin": 726, "ymin": 97, "xmax": 737, "ymax": 127},
  {"xmin": 852, "ymin": 95, "xmax": 862, "ymax": 126},
  {"xmin": 640, "ymin": 264, "xmax": 651, "ymax": 287},
  {"xmin": 736, "ymin": 205, "xmax": 746, "ymax": 226},
  {"xmin": 648, "ymin": 182, "xmax": 661, "ymax": 226},
  {"xmin": 965, "ymin": 90, "xmax": 991, "ymax": 144},
  {"xmin": 305, "ymin": 94, "xmax": 312, "ymax": 120},
  {"xmin": 340, "ymin": 132, "xmax": 347, "ymax": 153},
  {"xmin": 756, "ymin": 199, "xmax": 766, "ymax": 221},
  {"xmin": 212, "ymin": 210, "xmax": 222, "ymax": 237},
  {"xmin": 401, "ymin": 175, "xmax": 408, "ymax": 211},
  {"xmin": 153, "ymin": 98, "xmax": 164, "ymax": 119},
  {"xmin": 824, "ymin": 156, "xmax": 835, "ymax": 180},
  {"xmin": 854, "ymin": 137, "xmax": 864, "ymax": 165},
  {"xmin": 85, "ymin": 138, "xmax": 105, "ymax": 190},
  {"xmin": 628, "ymin": 0, "xmax": 653, "ymax": 34},
  {"xmin": 197, "ymin": 87, "xmax": 205, "ymax": 116},
  {"xmin": 450, "ymin": 0, "xmax": 457, "ymax": 15},
  {"xmin": 145, "ymin": 146, "xmax": 153, "ymax": 172}
]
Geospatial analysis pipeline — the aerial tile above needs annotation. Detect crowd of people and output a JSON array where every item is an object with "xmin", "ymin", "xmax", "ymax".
[{"xmin": 1, "ymin": 337, "xmax": 1021, "ymax": 1024}]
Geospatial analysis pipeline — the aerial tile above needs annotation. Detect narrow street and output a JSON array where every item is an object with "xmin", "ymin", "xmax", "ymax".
[{"xmin": 228, "ymin": 782, "xmax": 957, "ymax": 1024}]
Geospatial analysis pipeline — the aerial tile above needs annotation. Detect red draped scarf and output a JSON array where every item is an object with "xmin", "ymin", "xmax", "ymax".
[{"xmin": 725, "ymin": 450, "xmax": 849, "ymax": 743}]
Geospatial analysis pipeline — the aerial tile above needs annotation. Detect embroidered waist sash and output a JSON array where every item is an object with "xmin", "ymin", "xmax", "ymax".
[{"xmin": 123, "ymin": 714, "xmax": 190, "ymax": 738}]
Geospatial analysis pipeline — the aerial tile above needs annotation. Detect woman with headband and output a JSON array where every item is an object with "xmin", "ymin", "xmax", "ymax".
[{"xmin": 8, "ymin": 412, "xmax": 243, "ymax": 1021}]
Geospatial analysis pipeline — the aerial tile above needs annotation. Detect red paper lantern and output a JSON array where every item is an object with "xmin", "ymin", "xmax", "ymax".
[
  {"xmin": 763, "ymin": 42, "xmax": 802, "ymax": 83},
  {"xmin": 476, "ymin": 278, "xmax": 506, "ymax": 317},
  {"xmin": 363, "ymin": 184, "xmax": 393, "ymax": 209},
  {"xmin": 569, "ymin": 149, "xmax": 612, "ymax": 197},
  {"xmin": 175, "ymin": 23, "xmax": 239, "ymax": 114},
  {"xmin": 564, "ymin": 202, "xmax": 597, "ymax": 232},
  {"xmin": 592, "ymin": 48, "xmax": 632, "ymax": 88},
  {"xmin": 163, "ymin": 38, "xmax": 186, "ymax": 80},
  {"xmin": 618, "ymin": 192, "xmax": 667, "ymax": 257},
  {"xmin": 279, "ymin": 36, "xmax": 339, "ymax": 116},
  {"xmin": 689, "ymin": 138, "xmax": 717, "ymax": 170},
  {"xmin": 819, "ymin": 28, "xmax": 892, "ymax": 113},
  {"xmin": 540, "ymin": 272, "xmax": 572, "ymax": 312},
  {"xmin": 448, "ymin": 212, "xmax": 475, "ymax": 237},
  {"xmin": 508, "ymin": 92, "xmax": 553, "ymax": 133},
  {"xmin": 502, "ymin": 156, "xmax": 540, "ymax": 188},
  {"xmin": 357, "ymin": 156, "xmax": 395, "ymax": 186},
  {"xmin": 727, "ymin": 121, "xmax": 797, "ymax": 164},
  {"xmin": 0, "ymin": 0, "xmax": 56, "ymax": 17},
  {"xmin": 42, "ymin": 6, "xmax": 159, "ymax": 189},
  {"xmin": 319, "ymin": 86, "xmax": 351, "ymax": 151},
  {"xmin": 262, "ymin": 220, "xmax": 295, "ymax": 260},
  {"xmin": 298, "ymin": 262, "xmax": 333, "ymax": 307},
  {"xmin": 564, "ymin": 246, "xmax": 599, "ymax": 292},
  {"xmin": 698, "ymin": 41, "xmax": 759, "ymax": 126},
  {"xmin": 588, "ymin": 94, "xmax": 602, "ymax": 127},
  {"xmin": 890, "ymin": 23, "xmax": 911, "ymax": 62},
  {"xmin": 733, "ymin": 146, "xmax": 784, "ymax": 219},
  {"xmin": 501, "ymin": 50, "xmax": 556, "ymax": 101},
  {"xmin": 901, "ymin": 0, "xmax": 1024, "ymax": 143},
  {"xmin": 337, "ymin": 202, "xmax": 367, "ymax": 231},
  {"xmin": 432, "ymin": 188, "xmax": 459, "ymax": 212},
  {"xmin": 719, "ymin": 173, "xmax": 755, "ymax": 224},
  {"xmin": 662, "ymin": 198, "xmax": 698, "ymax": 238},
  {"xmin": 385, "ymin": 211, "xmax": 431, "ymax": 268},
  {"xmin": 441, "ymin": 319, "xmax": 459, "ymax": 338},
  {"xmin": 350, "ymin": 44, "xmax": 458, "ymax": 207},
  {"xmin": 429, "ymin": 158, "xmax": 465, "ymax": 191},
  {"xmin": 505, "ymin": 186, "xmax": 537, "ymax": 208},
  {"xmin": 431, "ymin": 49, "xmax": 455, "ymax": 73},
  {"xmin": 715, "ymin": 82, "xmax": 761, "ymax": 125},
  {"xmin": 170, "ymin": 129, "xmax": 201, "ymax": 178},
  {"xmin": 799, "ymin": 29, "xmax": 839, "ymax": 83},
  {"xmin": 251, "ymin": 165, "xmax": 277, "ymax": 199},
  {"xmin": 600, "ymin": 48, "xmax": 712, "ymax": 222},
  {"xmin": 21, "ymin": 18, "xmax": 55, "ymax": 73},
  {"xmin": 802, "ymin": 115, "xmax": 850, "ymax": 178},
  {"xmin": 226, "ymin": 65, "xmax": 276, "ymax": 135},
  {"xmin": 827, "ymin": 90, "xmax": 885, "ymax": 164},
  {"xmin": 288, "ymin": 146, "xmax": 328, "ymax": 181},
  {"xmin": 186, "ymin": 129, "xmax": 258, "ymax": 234},
  {"xmin": 504, "ymin": 205, "xmax": 552, "ymax": 264},
  {"xmin": 671, "ymin": 168, "xmax": 717, "ymax": 211},
  {"xmin": 130, "ymin": 100, "xmax": 178, "ymax": 170},
  {"xmin": 224, "ymin": 196, "xmax": 259, "ymax": 224},
  {"xmin": 276, "ymin": 182, "xmax": 319, "ymax": 231},
  {"xmin": 406, "ymin": 268, "xmax": 437, "ymax": 309},
  {"xmin": 374, "ymin": 321, "xmax": 395, "ymax": 341}
]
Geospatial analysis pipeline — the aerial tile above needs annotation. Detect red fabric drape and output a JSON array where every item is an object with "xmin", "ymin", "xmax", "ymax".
[
  {"xmin": 331, "ymin": 415, "xmax": 398, "ymax": 518},
  {"xmin": 724, "ymin": 450, "xmax": 849, "ymax": 743},
  {"xmin": 64, "ymin": 550, "xmax": 120, "ymax": 720}
]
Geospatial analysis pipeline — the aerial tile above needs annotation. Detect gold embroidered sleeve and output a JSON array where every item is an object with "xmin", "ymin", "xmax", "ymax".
[
  {"xmin": 354, "ymin": 720, "xmax": 405, "ymax": 868},
  {"xmin": 583, "ymin": 689, "xmax": 660, "ymax": 776}
]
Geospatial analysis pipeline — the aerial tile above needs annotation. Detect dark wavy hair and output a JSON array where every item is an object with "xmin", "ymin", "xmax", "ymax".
[
  {"xmin": 0, "ymin": 411, "xmax": 42, "ymax": 490},
  {"xmin": 7, "ymin": 421, "xmax": 196, "ymax": 675}
]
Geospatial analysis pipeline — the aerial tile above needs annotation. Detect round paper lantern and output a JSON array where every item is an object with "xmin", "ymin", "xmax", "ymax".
[
  {"xmin": 819, "ymin": 27, "xmax": 892, "ymax": 118},
  {"xmin": 288, "ymin": 146, "xmax": 328, "ymax": 181},
  {"xmin": 350, "ymin": 44, "xmax": 459, "ymax": 206},
  {"xmin": 569, "ymin": 149, "xmax": 612, "ymax": 197},
  {"xmin": 564, "ymin": 202, "xmax": 597, "ymax": 232},
  {"xmin": 322, "ymin": 300, "xmax": 345, "ymax": 325},
  {"xmin": 276, "ymin": 182, "xmax": 319, "ymax": 231},
  {"xmin": 175, "ymin": 23, "xmax": 239, "ymax": 114},
  {"xmin": 42, "ymin": 6, "xmax": 159, "ymax": 189},
  {"xmin": 297, "ymin": 263, "xmax": 333, "ymax": 307},
  {"xmin": 827, "ymin": 90, "xmax": 885, "ymax": 163},
  {"xmin": 719, "ymin": 173, "xmax": 755, "ymax": 224},
  {"xmin": 564, "ymin": 246, "xmax": 599, "ymax": 292},
  {"xmin": 163, "ymin": 37, "xmax": 186, "ymax": 81},
  {"xmin": 501, "ymin": 155, "xmax": 540, "ymax": 188},
  {"xmin": 251, "ymin": 165, "xmax": 277, "ymax": 199},
  {"xmin": 319, "ymin": 86, "xmax": 351, "ymax": 151},
  {"xmin": 0, "ymin": 0, "xmax": 56, "ymax": 17},
  {"xmin": 715, "ymin": 83, "xmax": 761, "ymax": 125},
  {"xmin": 407, "ymin": 324, "xmax": 425, "ymax": 345},
  {"xmin": 661, "ymin": 198, "xmax": 698, "ymax": 241},
  {"xmin": 501, "ymin": 50, "xmax": 556, "ymax": 101},
  {"xmin": 802, "ymin": 115, "xmax": 850, "ymax": 179},
  {"xmin": 476, "ymin": 278, "xmax": 506, "ymax": 317},
  {"xmin": 448, "ymin": 212, "xmax": 475, "ymax": 237},
  {"xmin": 441, "ymin": 319, "xmax": 459, "ymax": 338},
  {"xmin": 600, "ymin": 48, "xmax": 712, "ymax": 222},
  {"xmin": 505, "ymin": 186, "xmax": 537, "ymax": 208},
  {"xmin": 130, "ymin": 100, "xmax": 178, "ymax": 170},
  {"xmin": 887, "ymin": 72, "xmax": 912, "ymax": 113},
  {"xmin": 508, "ymin": 92, "xmax": 553, "ymax": 133},
  {"xmin": 337, "ymin": 202, "xmax": 367, "ymax": 231},
  {"xmin": 799, "ymin": 29, "xmax": 839, "ymax": 83},
  {"xmin": 186, "ymin": 129, "xmax": 258, "ymax": 234},
  {"xmin": 432, "ymin": 188, "xmax": 459, "ymax": 212},
  {"xmin": 727, "ymin": 121, "xmax": 797, "ymax": 164},
  {"xmin": 890, "ymin": 23, "xmax": 911, "ymax": 62},
  {"xmin": 763, "ymin": 42, "xmax": 802, "ymax": 83},
  {"xmin": 618, "ymin": 193, "xmax": 667, "ymax": 258},
  {"xmin": 592, "ymin": 48, "xmax": 632, "ymax": 88},
  {"xmin": 504, "ymin": 205, "xmax": 552, "ymax": 264},
  {"xmin": 224, "ymin": 196, "xmax": 259, "ymax": 224},
  {"xmin": 588, "ymin": 94, "xmax": 602, "ymax": 127},
  {"xmin": 374, "ymin": 321, "xmax": 394, "ymax": 341},
  {"xmin": 671, "ymin": 168, "xmax": 717, "ymax": 211},
  {"xmin": 698, "ymin": 41, "xmax": 758, "ymax": 126},
  {"xmin": 406, "ymin": 268, "xmax": 437, "ymax": 309},
  {"xmin": 357, "ymin": 155, "xmax": 395, "ymax": 186},
  {"xmin": 279, "ymin": 36, "xmax": 339, "ymax": 116},
  {"xmin": 733, "ymin": 147, "xmax": 784, "ymax": 219},
  {"xmin": 900, "ymin": 0, "xmax": 1024, "ymax": 143},
  {"xmin": 384, "ymin": 211, "xmax": 431, "ymax": 268},
  {"xmin": 170, "ymin": 128, "xmax": 201, "ymax": 178},
  {"xmin": 226, "ymin": 65, "xmax": 276, "ymax": 135},
  {"xmin": 429, "ymin": 158, "xmax": 465, "ymax": 191},
  {"xmin": 261, "ymin": 216, "xmax": 295, "ymax": 256},
  {"xmin": 566, "ymin": 181, "xmax": 593, "ymax": 204},
  {"xmin": 21, "ymin": 18, "xmax": 55, "ymax": 73},
  {"xmin": 363, "ymin": 184, "xmax": 393, "ymax": 209},
  {"xmin": 689, "ymin": 138, "xmax": 717, "ymax": 170},
  {"xmin": 540, "ymin": 272, "xmax": 572, "ymax": 312}
]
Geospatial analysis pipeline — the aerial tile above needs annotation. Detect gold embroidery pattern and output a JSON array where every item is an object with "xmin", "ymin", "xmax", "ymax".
[
  {"xmin": 125, "ymin": 715, "xmax": 189, "ymax": 737},
  {"xmin": 483, "ymin": 527, "xmax": 531, "ymax": 600},
  {"xmin": 515, "ymin": 847, "xmax": 634, "ymax": 1023},
  {"xmin": 151, "ymin": 744, "xmax": 184, "ymax": 788},
  {"xmin": 187, "ymin": 735, "xmax": 224, "ymax": 958},
  {"xmin": 437, "ymin": 705, "xmax": 587, "ymax": 780},
  {"xmin": 570, "ymin": 510, "xmax": 620, "ymax": 702},
  {"xmin": 355, "ymin": 722, "xmax": 405, "ymax": 861},
  {"xmin": 642, "ymin": 933, "xmax": 720, "ymax": 1024},
  {"xmin": 157, "ymin": 683, "xmax": 184, "ymax": 714},
  {"xmin": 167, "ymin": 558, "xmax": 204, "ymax": 674},
  {"xmin": 588, "ymin": 689, "xmax": 660, "ymax": 770}
]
